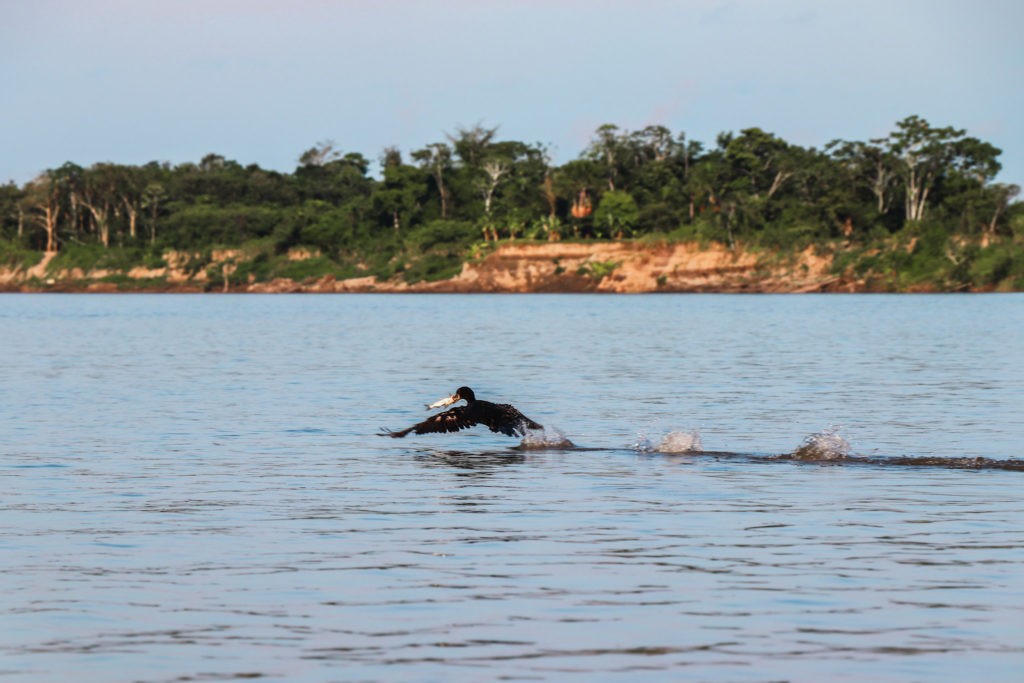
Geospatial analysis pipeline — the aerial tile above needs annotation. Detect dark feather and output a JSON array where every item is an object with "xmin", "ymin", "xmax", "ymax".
[
  {"xmin": 474, "ymin": 401, "xmax": 542, "ymax": 437},
  {"xmin": 378, "ymin": 387, "xmax": 543, "ymax": 439},
  {"xmin": 379, "ymin": 406, "xmax": 476, "ymax": 438}
]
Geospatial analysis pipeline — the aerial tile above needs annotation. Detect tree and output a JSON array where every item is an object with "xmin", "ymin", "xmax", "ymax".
[
  {"xmin": 827, "ymin": 138, "xmax": 898, "ymax": 216},
  {"xmin": 986, "ymin": 184, "xmax": 1020, "ymax": 235},
  {"xmin": 294, "ymin": 150, "xmax": 373, "ymax": 205},
  {"xmin": 586, "ymin": 124, "xmax": 624, "ymax": 191},
  {"xmin": 885, "ymin": 116, "xmax": 999, "ymax": 224},
  {"xmin": 593, "ymin": 190, "xmax": 639, "ymax": 238},
  {"xmin": 446, "ymin": 124, "xmax": 499, "ymax": 168},
  {"xmin": 22, "ymin": 172, "xmax": 65, "ymax": 252},
  {"xmin": 687, "ymin": 150, "xmax": 738, "ymax": 246},
  {"xmin": 0, "ymin": 183, "xmax": 26, "ymax": 240},
  {"xmin": 298, "ymin": 140, "xmax": 343, "ymax": 167},
  {"xmin": 372, "ymin": 160, "xmax": 425, "ymax": 234},
  {"xmin": 81, "ymin": 163, "xmax": 121, "ymax": 247},
  {"xmin": 724, "ymin": 128, "xmax": 796, "ymax": 201},
  {"xmin": 479, "ymin": 159, "xmax": 507, "ymax": 241},
  {"xmin": 142, "ymin": 182, "xmax": 168, "ymax": 244},
  {"xmin": 412, "ymin": 143, "xmax": 453, "ymax": 219}
]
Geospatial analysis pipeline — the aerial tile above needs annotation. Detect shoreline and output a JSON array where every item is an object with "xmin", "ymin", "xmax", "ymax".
[{"xmin": 0, "ymin": 240, "xmax": 1013, "ymax": 294}]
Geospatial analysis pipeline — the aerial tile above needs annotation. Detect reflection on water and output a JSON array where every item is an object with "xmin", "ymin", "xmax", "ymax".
[{"xmin": 1, "ymin": 294, "xmax": 1023, "ymax": 682}]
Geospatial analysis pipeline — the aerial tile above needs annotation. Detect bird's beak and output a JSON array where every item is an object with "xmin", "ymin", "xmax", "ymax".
[{"xmin": 426, "ymin": 393, "xmax": 458, "ymax": 410}]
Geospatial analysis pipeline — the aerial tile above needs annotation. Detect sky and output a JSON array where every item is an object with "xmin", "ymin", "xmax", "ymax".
[{"xmin": 3, "ymin": 0, "xmax": 1022, "ymax": 186}]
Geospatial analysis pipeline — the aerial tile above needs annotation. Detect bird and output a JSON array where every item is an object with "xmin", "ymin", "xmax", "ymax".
[{"xmin": 379, "ymin": 386, "xmax": 542, "ymax": 438}]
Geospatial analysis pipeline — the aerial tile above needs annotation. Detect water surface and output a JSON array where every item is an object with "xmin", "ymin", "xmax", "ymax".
[{"xmin": 1, "ymin": 294, "xmax": 1022, "ymax": 682}]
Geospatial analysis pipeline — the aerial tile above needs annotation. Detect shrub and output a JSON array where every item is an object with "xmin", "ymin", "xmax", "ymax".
[
  {"xmin": 402, "ymin": 252, "xmax": 463, "ymax": 283},
  {"xmin": 577, "ymin": 260, "xmax": 620, "ymax": 279},
  {"xmin": 0, "ymin": 241, "xmax": 42, "ymax": 269}
]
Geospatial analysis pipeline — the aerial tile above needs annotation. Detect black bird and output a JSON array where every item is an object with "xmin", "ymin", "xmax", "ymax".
[{"xmin": 380, "ymin": 386, "xmax": 542, "ymax": 438}]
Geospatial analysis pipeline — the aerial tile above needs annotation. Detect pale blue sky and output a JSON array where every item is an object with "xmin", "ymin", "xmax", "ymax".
[{"xmin": 3, "ymin": 0, "xmax": 1022, "ymax": 185}]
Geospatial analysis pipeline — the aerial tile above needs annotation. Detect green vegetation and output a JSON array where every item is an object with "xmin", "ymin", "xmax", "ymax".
[
  {"xmin": 0, "ymin": 117, "xmax": 1020, "ymax": 290},
  {"xmin": 577, "ymin": 260, "xmax": 621, "ymax": 279},
  {"xmin": 0, "ymin": 240, "xmax": 42, "ymax": 269}
]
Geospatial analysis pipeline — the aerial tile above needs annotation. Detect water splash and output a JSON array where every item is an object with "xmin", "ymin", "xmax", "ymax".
[
  {"xmin": 657, "ymin": 430, "xmax": 702, "ymax": 453},
  {"xmin": 631, "ymin": 433, "xmax": 655, "ymax": 452},
  {"xmin": 632, "ymin": 430, "xmax": 702, "ymax": 454},
  {"xmin": 519, "ymin": 425, "xmax": 576, "ymax": 450},
  {"xmin": 789, "ymin": 427, "xmax": 851, "ymax": 461}
]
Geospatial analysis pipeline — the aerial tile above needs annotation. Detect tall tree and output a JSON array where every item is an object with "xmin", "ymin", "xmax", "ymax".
[
  {"xmin": 81, "ymin": 164, "xmax": 121, "ymax": 247},
  {"xmin": 827, "ymin": 139, "xmax": 898, "ymax": 215},
  {"xmin": 885, "ymin": 116, "xmax": 999, "ymax": 223},
  {"xmin": 412, "ymin": 143, "xmax": 453, "ymax": 219},
  {"xmin": 447, "ymin": 124, "xmax": 499, "ymax": 168},
  {"xmin": 22, "ymin": 172, "xmax": 65, "ymax": 252},
  {"xmin": 586, "ymin": 124, "xmax": 623, "ymax": 191},
  {"xmin": 298, "ymin": 140, "xmax": 343, "ymax": 167},
  {"xmin": 142, "ymin": 182, "xmax": 168, "ymax": 244}
]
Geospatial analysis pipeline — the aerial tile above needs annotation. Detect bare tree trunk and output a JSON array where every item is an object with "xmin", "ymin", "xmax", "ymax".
[
  {"xmin": 988, "ymin": 205, "xmax": 1003, "ymax": 235},
  {"xmin": 122, "ymin": 197, "xmax": 138, "ymax": 239},
  {"xmin": 84, "ymin": 202, "xmax": 111, "ymax": 247},
  {"xmin": 903, "ymin": 157, "xmax": 935, "ymax": 222},
  {"xmin": 916, "ymin": 187, "xmax": 930, "ymax": 222},
  {"xmin": 543, "ymin": 175, "xmax": 557, "ymax": 219},
  {"xmin": 905, "ymin": 165, "xmax": 919, "ymax": 221},
  {"xmin": 872, "ymin": 158, "xmax": 891, "ymax": 214},
  {"xmin": 41, "ymin": 204, "xmax": 60, "ymax": 252},
  {"xmin": 481, "ymin": 161, "xmax": 506, "ymax": 217},
  {"xmin": 988, "ymin": 185, "xmax": 1020, "ymax": 234},
  {"xmin": 68, "ymin": 193, "xmax": 80, "ymax": 240},
  {"xmin": 434, "ymin": 167, "xmax": 448, "ymax": 219},
  {"xmin": 766, "ymin": 171, "xmax": 792, "ymax": 199}
]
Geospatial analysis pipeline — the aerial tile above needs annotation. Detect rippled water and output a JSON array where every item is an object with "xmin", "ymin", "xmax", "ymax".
[{"xmin": 2, "ymin": 294, "xmax": 1022, "ymax": 682}]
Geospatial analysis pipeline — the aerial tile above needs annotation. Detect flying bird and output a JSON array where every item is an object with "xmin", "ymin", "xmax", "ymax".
[{"xmin": 380, "ymin": 386, "xmax": 542, "ymax": 438}]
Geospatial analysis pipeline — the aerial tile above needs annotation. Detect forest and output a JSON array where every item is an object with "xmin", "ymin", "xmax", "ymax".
[{"xmin": 1, "ymin": 115, "xmax": 1022, "ymax": 291}]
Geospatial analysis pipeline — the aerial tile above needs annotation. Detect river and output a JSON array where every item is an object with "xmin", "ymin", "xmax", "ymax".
[{"xmin": 2, "ymin": 293, "xmax": 1022, "ymax": 682}]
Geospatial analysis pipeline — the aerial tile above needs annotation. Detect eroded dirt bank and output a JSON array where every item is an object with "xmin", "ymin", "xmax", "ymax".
[
  {"xmin": 251, "ymin": 242, "xmax": 843, "ymax": 293},
  {"xmin": 1, "ymin": 241, "xmax": 848, "ymax": 293}
]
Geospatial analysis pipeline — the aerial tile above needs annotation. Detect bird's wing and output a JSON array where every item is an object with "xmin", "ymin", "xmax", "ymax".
[
  {"xmin": 480, "ymin": 403, "xmax": 543, "ymax": 437},
  {"xmin": 379, "ymin": 406, "xmax": 477, "ymax": 438}
]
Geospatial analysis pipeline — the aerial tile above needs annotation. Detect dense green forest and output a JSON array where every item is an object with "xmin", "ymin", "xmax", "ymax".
[{"xmin": 2, "ymin": 115, "xmax": 1022, "ymax": 290}]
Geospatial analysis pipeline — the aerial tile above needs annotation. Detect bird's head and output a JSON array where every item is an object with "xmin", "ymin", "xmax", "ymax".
[{"xmin": 425, "ymin": 386, "xmax": 475, "ymax": 410}]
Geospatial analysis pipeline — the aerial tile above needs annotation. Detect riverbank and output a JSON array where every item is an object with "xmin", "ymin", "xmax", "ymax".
[
  {"xmin": 1, "ymin": 239, "xmax": 1019, "ymax": 293},
  {"xmin": 0, "ymin": 241, "xmax": 834, "ymax": 293}
]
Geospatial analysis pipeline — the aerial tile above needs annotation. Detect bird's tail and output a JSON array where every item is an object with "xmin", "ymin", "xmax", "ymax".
[{"xmin": 377, "ymin": 427, "xmax": 413, "ymax": 438}]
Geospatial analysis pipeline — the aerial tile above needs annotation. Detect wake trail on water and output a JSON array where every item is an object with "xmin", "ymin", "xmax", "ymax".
[
  {"xmin": 511, "ymin": 425, "xmax": 1024, "ymax": 471},
  {"xmin": 768, "ymin": 427, "xmax": 1024, "ymax": 471}
]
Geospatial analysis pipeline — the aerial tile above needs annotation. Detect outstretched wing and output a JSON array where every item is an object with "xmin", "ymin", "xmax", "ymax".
[
  {"xmin": 378, "ymin": 406, "xmax": 477, "ymax": 438},
  {"xmin": 478, "ymin": 403, "xmax": 543, "ymax": 437}
]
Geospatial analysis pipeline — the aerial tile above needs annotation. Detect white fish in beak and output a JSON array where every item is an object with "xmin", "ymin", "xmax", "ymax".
[{"xmin": 426, "ymin": 393, "xmax": 459, "ymax": 410}]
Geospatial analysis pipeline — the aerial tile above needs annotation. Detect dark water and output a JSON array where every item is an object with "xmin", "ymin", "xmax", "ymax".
[{"xmin": 1, "ymin": 294, "xmax": 1022, "ymax": 682}]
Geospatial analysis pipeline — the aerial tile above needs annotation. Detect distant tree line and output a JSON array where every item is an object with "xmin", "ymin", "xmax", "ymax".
[{"xmin": 1, "ymin": 116, "xmax": 1021, "ymax": 287}]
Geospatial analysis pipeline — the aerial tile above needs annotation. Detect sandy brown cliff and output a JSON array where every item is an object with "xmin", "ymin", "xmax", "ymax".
[
  {"xmin": 2, "ymin": 241, "xmax": 845, "ymax": 293},
  {"xmin": 294, "ymin": 242, "xmax": 840, "ymax": 294}
]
